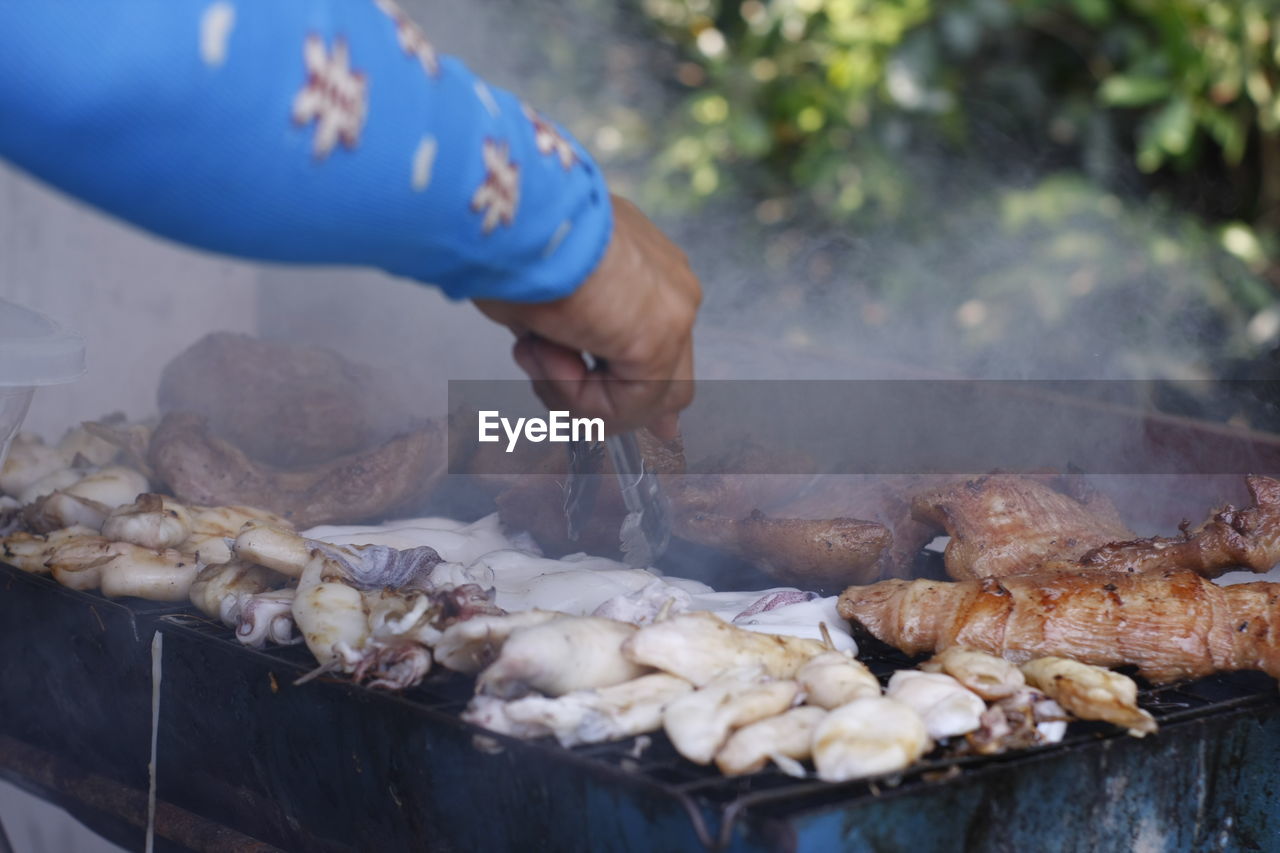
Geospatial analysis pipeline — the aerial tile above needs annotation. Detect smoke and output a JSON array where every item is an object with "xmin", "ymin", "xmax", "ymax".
[{"xmin": 2, "ymin": 0, "xmax": 1272, "ymax": 532}]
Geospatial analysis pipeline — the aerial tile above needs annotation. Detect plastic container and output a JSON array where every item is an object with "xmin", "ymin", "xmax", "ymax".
[{"xmin": 0, "ymin": 298, "xmax": 85, "ymax": 471}]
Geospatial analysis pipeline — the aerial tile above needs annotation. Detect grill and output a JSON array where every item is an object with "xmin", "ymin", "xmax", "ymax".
[{"xmin": 4, "ymin": 547, "xmax": 1280, "ymax": 852}]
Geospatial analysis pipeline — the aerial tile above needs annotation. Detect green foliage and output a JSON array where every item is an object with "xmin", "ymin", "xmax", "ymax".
[
  {"xmin": 623, "ymin": 0, "xmax": 1280, "ymax": 374},
  {"xmin": 640, "ymin": 0, "xmax": 951, "ymax": 218},
  {"xmin": 639, "ymin": 0, "xmax": 1280, "ymax": 221},
  {"xmin": 1054, "ymin": 0, "xmax": 1280, "ymax": 172}
]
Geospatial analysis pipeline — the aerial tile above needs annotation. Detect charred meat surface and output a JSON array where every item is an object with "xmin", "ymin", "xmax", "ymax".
[
  {"xmin": 911, "ymin": 475, "xmax": 1134, "ymax": 580},
  {"xmin": 159, "ymin": 333, "xmax": 417, "ymax": 468},
  {"xmin": 149, "ymin": 412, "xmax": 446, "ymax": 528},
  {"xmin": 674, "ymin": 509, "xmax": 891, "ymax": 589},
  {"xmin": 838, "ymin": 569, "xmax": 1280, "ymax": 684},
  {"xmin": 1060, "ymin": 474, "xmax": 1280, "ymax": 578}
]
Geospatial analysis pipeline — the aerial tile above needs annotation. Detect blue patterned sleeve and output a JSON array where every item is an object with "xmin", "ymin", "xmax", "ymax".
[{"xmin": 0, "ymin": 0, "xmax": 613, "ymax": 303}]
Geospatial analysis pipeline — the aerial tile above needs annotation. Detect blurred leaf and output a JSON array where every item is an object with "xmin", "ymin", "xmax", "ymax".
[{"xmin": 1099, "ymin": 74, "xmax": 1173, "ymax": 107}]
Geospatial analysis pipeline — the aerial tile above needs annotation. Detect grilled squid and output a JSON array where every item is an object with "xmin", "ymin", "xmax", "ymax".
[
  {"xmin": 24, "ymin": 466, "xmax": 150, "ymax": 532},
  {"xmin": 796, "ymin": 651, "xmax": 881, "ymax": 710},
  {"xmin": 45, "ymin": 535, "xmax": 121, "ymax": 589},
  {"xmin": 0, "ymin": 437, "xmax": 69, "ymax": 497},
  {"xmin": 103, "ymin": 493, "xmax": 193, "ymax": 549},
  {"xmin": 714, "ymin": 705, "xmax": 827, "ymax": 776},
  {"xmin": 189, "ymin": 559, "xmax": 286, "ymax": 623},
  {"xmin": 187, "ymin": 505, "xmax": 293, "ymax": 566},
  {"xmin": 98, "ymin": 544, "xmax": 200, "ymax": 601},
  {"xmin": 234, "ymin": 588, "xmax": 299, "ymax": 647},
  {"xmin": 433, "ymin": 610, "xmax": 563, "ymax": 674},
  {"xmin": 885, "ymin": 670, "xmax": 986, "ymax": 740},
  {"xmin": 623, "ymin": 611, "xmax": 827, "ymax": 686},
  {"xmin": 292, "ymin": 551, "xmax": 371, "ymax": 671},
  {"xmin": 477, "ymin": 616, "xmax": 648, "ymax": 699},
  {"xmin": 967, "ymin": 687, "xmax": 1069, "ymax": 754},
  {"xmin": 1, "ymin": 526, "xmax": 98, "ymax": 573},
  {"xmin": 56, "ymin": 423, "xmax": 122, "ymax": 468},
  {"xmin": 920, "ymin": 647, "xmax": 1026, "ymax": 701},
  {"xmin": 662, "ymin": 668, "xmax": 800, "ymax": 766},
  {"xmin": 812, "ymin": 696, "xmax": 930, "ymax": 783},
  {"xmin": 463, "ymin": 673, "xmax": 694, "ymax": 748},
  {"xmin": 1021, "ymin": 657, "xmax": 1156, "ymax": 736},
  {"xmin": 291, "ymin": 543, "xmax": 444, "ymax": 683},
  {"xmin": 44, "ymin": 534, "xmax": 199, "ymax": 600},
  {"xmin": 232, "ymin": 523, "xmax": 313, "ymax": 577},
  {"xmin": 17, "ymin": 469, "xmax": 84, "ymax": 506}
]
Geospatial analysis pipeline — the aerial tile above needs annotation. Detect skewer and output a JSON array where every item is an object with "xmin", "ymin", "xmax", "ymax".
[{"xmin": 818, "ymin": 621, "xmax": 835, "ymax": 651}]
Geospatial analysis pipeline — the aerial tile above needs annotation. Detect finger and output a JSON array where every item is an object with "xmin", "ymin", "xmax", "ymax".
[
  {"xmin": 511, "ymin": 335, "xmax": 545, "ymax": 380},
  {"xmin": 649, "ymin": 412, "xmax": 681, "ymax": 442},
  {"xmin": 523, "ymin": 337, "xmax": 589, "ymax": 385}
]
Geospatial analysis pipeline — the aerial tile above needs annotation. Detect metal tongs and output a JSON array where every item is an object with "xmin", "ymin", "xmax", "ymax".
[{"xmin": 562, "ymin": 363, "xmax": 672, "ymax": 568}]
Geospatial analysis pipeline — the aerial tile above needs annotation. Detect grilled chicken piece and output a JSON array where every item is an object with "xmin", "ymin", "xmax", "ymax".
[
  {"xmin": 715, "ymin": 705, "xmax": 828, "ymax": 776},
  {"xmin": 463, "ymin": 673, "xmax": 693, "ymax": 748},
  {"xmin": 149, "ymin": 412, "xmax": 446, "ymax": 528},
  {"xmin": 1056, "ymin": 475, "xmax": 1280, "ymax": 579},
  {"xmin": 885, "ymin": 671, "xmax": 985, "ymax": 739},
  {"xmin": 623, "ymin": 611, "xmax": 827, "ymax": 686},
  {"xmin": 812, "ymin": 696, "xmax": 930, "ymax": 783},
  {"xmin": 838, "ymin": 569, "xmax": 1280, "ymax": 684},
  {"xmin": 1021, "ymin": 657, "xmax": 1156, "ymax": 736},
  {"xmin": 912, "ymin": 475, "xmax": 1134, "ymax": 580},
  {"xmin": 920, "ymin": 647, "xmax": 1025, "ymax": 701},
  {"xmin": 662, "ymin": 668, "xmax": 800, "ymax": 765},
  {"xmin": 764, "ymin": 475, "xmax": 939, "ymax": 580},
  {"xmin": 675, "ymin": 510, "xmax": 891, "ymax": 590}
]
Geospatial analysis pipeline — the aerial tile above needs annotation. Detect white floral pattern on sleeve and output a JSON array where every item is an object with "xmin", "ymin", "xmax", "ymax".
[
  {"xmin": 292, "ymin": 34, "xmax": 368, "ymax": 159},
  {"xmin": 471, "ymin": 139, "xmax": 520, "ymax": 233},
  {"xmin": 373, "ymin": 0, "xmax": 439, "ymax": 76}
]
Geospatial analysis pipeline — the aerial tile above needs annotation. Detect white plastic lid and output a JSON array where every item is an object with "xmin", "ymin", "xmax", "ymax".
[{"xmin": 0, "ymin": 298, "xmax": 85, "ymax": 386}]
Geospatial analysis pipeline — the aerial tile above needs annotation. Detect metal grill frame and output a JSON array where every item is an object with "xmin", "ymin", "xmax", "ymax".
[{"xmin": 3, "ymin": 559, "xmax": 1280, "ymax": 851}]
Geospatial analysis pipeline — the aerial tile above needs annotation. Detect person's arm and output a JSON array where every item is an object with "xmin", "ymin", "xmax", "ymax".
[
  {"xmin": 0, "ymin": 0, "xmax": 699, "ymax": 431},
  {"xmin": 0, "ymin": 0, "xmax": 608, "ymax": 303}
]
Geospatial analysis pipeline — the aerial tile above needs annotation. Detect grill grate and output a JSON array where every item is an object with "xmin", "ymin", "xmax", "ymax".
[
  {"xmin": 7, "ymin": 552, "xmax": 1280, "ymax": 851},
  {"xmin": 157, "ymin": 599, "xmax": 1280, "ymax": 850}
]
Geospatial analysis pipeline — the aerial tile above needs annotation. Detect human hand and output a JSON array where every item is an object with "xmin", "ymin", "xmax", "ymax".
[{"xmin": 475, "ymin": 195, "xmax": 700, "ymax": 439}]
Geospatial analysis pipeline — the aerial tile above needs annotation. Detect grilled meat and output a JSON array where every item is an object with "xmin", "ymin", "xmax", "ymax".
[
  {"xmin": 838, "ymin": 569, "xmax": 1280, "ymax": 684},
  {"xmin": 149, "ymin": 412, "xmax": 446, "ymax": 528},
  {"xmin": 675, "ymin": 509, "xmax": 891, "ymax": 589},
  {"xmin": 1056, "ymin": 474, "xmax": 1280, "ymax": 578},
  {"xmin": 158, "ymin": 333, "xmax": 416, "ymax": 468},
  {"xmin": 911, "ymin": 475, "xmax": 1134, "ymax": 580}
]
